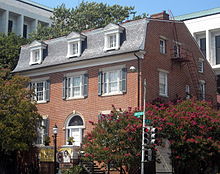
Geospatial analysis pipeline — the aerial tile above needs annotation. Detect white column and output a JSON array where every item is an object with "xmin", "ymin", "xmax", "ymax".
[
  {"xmin": 1, "ymin": 10, "xmax": 9, "ymax": 35},
  {"xmin": 17, "ymin": 14, "xmax": 24, "ymax": 36},
  {"xmin": 206, "ymin": 30, "xmax": 211, "ymax": 65}
]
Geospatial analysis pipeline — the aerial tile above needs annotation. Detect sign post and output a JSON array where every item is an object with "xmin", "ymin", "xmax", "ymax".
[{"xmin": 141, "ymin": 79, "xmax": 147, "ymax": 174}]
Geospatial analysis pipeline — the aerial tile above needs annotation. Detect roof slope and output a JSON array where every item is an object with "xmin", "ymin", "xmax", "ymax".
[
  {"xmin": 13, "ymin": 18, "xmax": 148, "ymax": 73},
  {"xmin": 175, "ymin": 7, "xmax": 220, "ymax": 21}
]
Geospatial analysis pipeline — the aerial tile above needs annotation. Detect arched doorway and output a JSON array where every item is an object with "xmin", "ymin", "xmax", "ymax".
[{"xmin": 65, "ymin": 114, "xmax": 84, "ymax": 146}]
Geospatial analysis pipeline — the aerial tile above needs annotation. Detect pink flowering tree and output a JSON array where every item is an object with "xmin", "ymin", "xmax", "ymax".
[
  {"xmin": 147, "ymin": 99, "xmax": 220, "ymax": 174},
  {"xmin": 83, "ymin": 106, "xmax": 143, "ymax": 173}
]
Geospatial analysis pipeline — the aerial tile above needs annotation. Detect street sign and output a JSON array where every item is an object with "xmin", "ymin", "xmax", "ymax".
[{"xmin": 134, "ymin": 112, "xmax": 144, "ymax": 117}]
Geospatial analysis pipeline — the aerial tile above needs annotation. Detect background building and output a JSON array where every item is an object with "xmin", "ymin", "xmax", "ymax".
[
  {"xmin": 176, "ymin": 7, "xmax": 220, "ymax": 103},
  {"xmin": 0, "ymin": 0, "xmax": 53, "ymax": 38}
]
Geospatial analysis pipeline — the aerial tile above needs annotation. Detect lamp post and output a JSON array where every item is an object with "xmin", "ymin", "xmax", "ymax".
[{"xmin": 53, "ymin": 124, "xmax": 58, "ymax": 174}]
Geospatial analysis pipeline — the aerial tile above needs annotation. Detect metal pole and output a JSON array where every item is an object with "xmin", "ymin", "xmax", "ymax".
[
  {"xmin": 54, "ymin": 134, "xmax": 57, "ymax": 174},
  {"xmin": 141, "ymin": 79, "xmax": 147, "ymax": 174}
]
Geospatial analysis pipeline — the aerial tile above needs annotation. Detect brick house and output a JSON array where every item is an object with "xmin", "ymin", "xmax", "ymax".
[{"xmin": 13, "ymin": 12, "xmax": 216, "ymax": 148}]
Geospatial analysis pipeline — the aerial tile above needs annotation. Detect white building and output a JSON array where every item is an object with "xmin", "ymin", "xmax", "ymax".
[
  {"xmin": 0, "ymin": 0, "xmax": 53, "ymax": 38},
  {"xmin": 176, "ymin": 7, "xmax": 220, "ymax": 102},
  {"xmin": 176, "ymin": 8, "xmax": 220, "ymax": 73}
]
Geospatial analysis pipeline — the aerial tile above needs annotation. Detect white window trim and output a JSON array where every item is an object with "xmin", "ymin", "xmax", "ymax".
[
  {"xmin": 199, "ymin": 80, "xmax": 206, "ymax": 100},
  {"xmin": 160, "ymin": 39, "xmax": 166, "ymax": 54},
  {"xmin": 104, "ymin": 27, "xmax": 123, "ymax": 51},
  {"xmin": 35, "ymin": 115, "xmax": 49, "ymax": 146},
  {"xmin": 198, "ymin": 58, "xmax": 204, "ymax": 73},
  {"xmin": 65, "ymin": 115, "xmax": 85, "ymax": 146},
  {"xmin": 31, "ymin": 77, "xmax": 49, "ymax": 104},
  {"xmin": 65, "ymin": 71, "xmax": 87, "ymax": 100},
  {"xmin": 29, "ymin": 45, "xmax": 45, "ymax": 65},
  {"xmin": 159, "ymin": 70, "xmax": 168, "ymax": 97},
  {"xmin": 101, "ymin": 65, "xmax": 125, "ymax": 96},
  {"xmin": 67, "ymin": 36, "xmax": 85, "ymax": 58}
]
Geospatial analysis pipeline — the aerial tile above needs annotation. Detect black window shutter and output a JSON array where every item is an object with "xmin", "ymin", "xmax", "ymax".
[
  {"xmin": 121, "ymin": 68, "xmax": 127, "ymax": 93},
  {"xmin": 83, "ymin": 74, "xmax": 88, "ymax": 97},
  {"xmin": 62, "ymin": 77, "xmax": 67, "ymax": 99},
  {"xmin": 45, "ymin": 80, "xmax": 50, "ymax": 102},
  {"xmin": 98, "ymin": 72, "xmax": 102, "ymax": 96}
]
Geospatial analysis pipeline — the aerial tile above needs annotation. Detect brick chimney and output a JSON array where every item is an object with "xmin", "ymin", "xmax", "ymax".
[{"xmin": 150, "ymin": 11, "xmax": 169, "ymax": 20}]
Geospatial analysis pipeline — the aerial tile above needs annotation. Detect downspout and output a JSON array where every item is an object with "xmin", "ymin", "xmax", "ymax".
[{"xmin": 134, "ymin": 52, "xmax": 141, "ymax": 109}]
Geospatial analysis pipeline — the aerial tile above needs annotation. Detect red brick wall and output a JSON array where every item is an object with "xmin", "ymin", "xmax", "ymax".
[
  {"xmin": 34, "ymin": 60, "xmax": 139, "ymax": 146},
  {"xmin": 31, "ymin": 20, "xmax": 216, "ymax": 147},
  {"xmin": 141, "ymin": 20, "xmax": 216, "ymax": 104}
]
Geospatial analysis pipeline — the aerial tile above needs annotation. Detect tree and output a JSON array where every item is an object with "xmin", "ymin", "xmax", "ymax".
[
  {"xmin": 0, "ymin": 69, "xmax": 41, "ymax": 173},
  {"xmin": 30, "ymin": 2, "xmax": 147, "ymax": 40},
  {"xmin": 147, "ymin": 99, "xmax": 220, "ymax": 174},
  {"xmin": 0, "ymin": 33, "xmax": 28, "ymax": 70},
  {"xmin": 83, "ymin": 99, "xmax": 220, "ymax": 174},
  {"xmin": 83, "ymin": 106, "xmax": 143, "ymax": 173}
]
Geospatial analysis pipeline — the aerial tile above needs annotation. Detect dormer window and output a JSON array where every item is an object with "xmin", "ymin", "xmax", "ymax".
[
  {"xmin": 108, "ymin": 34, "xmax": 117, "ymax": 48},
  {"xmin": 29, "ymin": 40, "xmax": 47, "ymax": 65},
  {"xmin": 67, "ymin": 32, "xmax": 86, "ymax": 58},
  {"xmin": 104, "ymin": 23, "xmax": 124, "ymax": 51}
]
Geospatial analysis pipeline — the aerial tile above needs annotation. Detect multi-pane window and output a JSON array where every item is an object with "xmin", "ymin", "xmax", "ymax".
[
  {"xmin": 174, "ymin": 44, "xmax": 180, "ymax": 58},
  {"xmin": 31, "ymin": 80, "xmax": 50, "ymax": 103},
  {"xmin": 36, "ymin": 118, "xmax": 49, "ymax": 145},
  {"xmin": 33, "ymin": 50, "xmax": 40, "ymax": 63},
  {"xmin": 199, "ymin": 80, "xmax": 205, "ymax": 100},
  {"xmin": 109, "ymin": 34, "xmax": 116, "ymax": 48},
  {"xmin": 160, "ymin": 39, "xmax": 166, "ymax": 54},
  {"xmin": 98, "ymin": 68, "xmax": 126, "ymax": 95},
  {"xmin": 215, "ymin": 35, "xmax": 220, "ymax": 65},
  {"xmin": 159, "ymin": 71, "xmax": 168, "ymax": 96},
  {"xmin": 199, "ymin": 38, "xmax": 206, "ymax": 57},
  {"xmin": 66, "ymin": 115, "xmax": 84, "ymax": 146},
  {"xmin": 72, "ymin": 42, "xmax": 79, "ymax": 56},
  {"xmin": 63, "ymin": 74, "xmax": 88, "ymax": 99},
  {"xmin": 198, "ymin": 59, "xmax": 204, "ymax": 73}
]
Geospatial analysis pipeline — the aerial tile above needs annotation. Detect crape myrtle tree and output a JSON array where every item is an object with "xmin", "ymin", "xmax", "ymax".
[
  {"xmin": 83, "ymin": 106, "xmax": 143, "ymax": 173},
  {"xmin": 0, "ymin": 69, "xmax": 41, "ymax": 174},
  {"xmin": 29, "ymin": 1, "xmax": 147, "ymax": 40},
  {"xmin": 147, "ymin": 99, "xmax": 220, "ymax": 174},
  {"xmin": 83, "ymin": 99, "xmax": 220, "ymax": 174}
]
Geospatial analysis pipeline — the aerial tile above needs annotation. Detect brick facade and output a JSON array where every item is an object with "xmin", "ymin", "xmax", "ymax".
[{"xmin": 16, "ymin": 19, "xmax": 216, "ymax": 147}]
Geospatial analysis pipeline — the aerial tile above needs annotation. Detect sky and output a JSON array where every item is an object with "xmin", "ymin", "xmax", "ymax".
[{"xmin": 33, "ymin": 0, "xmax": 220, "ymax": 17}]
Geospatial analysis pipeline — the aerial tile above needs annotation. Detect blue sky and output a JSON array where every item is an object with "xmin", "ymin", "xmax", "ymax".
[{"xmin": 34, "ymin": 0, "xmax": 220, "ymax": 17}]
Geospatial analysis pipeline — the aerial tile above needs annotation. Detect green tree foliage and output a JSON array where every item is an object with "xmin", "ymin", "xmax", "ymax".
[
  {"xmin": 147, "ymin": 99, "xmax": 220, "ymax": 174},
  {"xmin": 83, "ymin": 106, "xmax": 142, "ymax": 172},
  {"xmin": 0, "ymin": 69, "xmax": 41, "ymax": 153},
  {"xmin": 30, "ymin": 1, "xmax": 147, "ymax": 40},
  {"xmin": 0, "ymin": 33, "xmax": 28, "ymax": 70},
  {"xmin": 0, "ymin": 69, "xmax": 41, "ymax": 173},
  {"xmin": 83, "ymin": 100, "xmax": 220, "ymax": 174}
]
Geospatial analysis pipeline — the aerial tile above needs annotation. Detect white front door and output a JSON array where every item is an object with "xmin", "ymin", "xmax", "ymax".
[{"xmin": 70, "ymin": 128, "xmax": 82, "ymax": 146}]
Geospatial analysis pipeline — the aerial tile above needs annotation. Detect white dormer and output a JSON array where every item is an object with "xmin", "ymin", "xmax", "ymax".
[
  {"xmin": 103, "ymin": 23, "xmax": 124, "ymax": 51},
  {"xmin": 67, "ymin": 32, "xmax": 86, "ymax": 58},
  {"xmin": 29, "ymin": 40, "xmax": 47, "ymax": 65}
]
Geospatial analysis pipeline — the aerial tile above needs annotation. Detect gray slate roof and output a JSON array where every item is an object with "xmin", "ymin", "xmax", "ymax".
[{"xmin": 13, "ymin": 18, "xmax": 148, "ymax": 73}]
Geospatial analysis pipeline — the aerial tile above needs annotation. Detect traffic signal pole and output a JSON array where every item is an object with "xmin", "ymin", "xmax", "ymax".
[{"xmin": 141, "ymin": 79, "xmax": 147, "ymax": 174}]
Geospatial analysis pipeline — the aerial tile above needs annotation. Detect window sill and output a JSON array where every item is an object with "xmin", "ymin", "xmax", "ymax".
[
  {"xmin": 67, "ymin": 54, "xmax": 80, "ymax": 58},
  {"xmin": 37, "ymin": 100, "xmax": 48, "ymax": 104},
  {"xmin": 66, "ymin": 96, "xmax": 86, "ymax": 100},
  {"xmin": 104, "ymin": 47, "xmax": 119, "ymax": 52},
  {"xmin": 101, "ymin": 92, "xmax": 123, "ymax": 97},
  {"xmin": 159, "ymin": 94, "xmax": 168, "ymax": 98}
]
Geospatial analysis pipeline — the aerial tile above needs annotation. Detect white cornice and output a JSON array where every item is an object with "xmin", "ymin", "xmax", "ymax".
[{"xmin": 19, "ymin": 52, "xmax": 141, "ymax": 77}]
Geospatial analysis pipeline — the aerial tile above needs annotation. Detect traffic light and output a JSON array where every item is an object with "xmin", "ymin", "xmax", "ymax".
[
  {"xmin": 144, "ymin": 126, "xmax": 158, "ymax": 145},
  {"xmin": 145, "ymin": 148, "xmax": 152, "ymax": 161}
]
